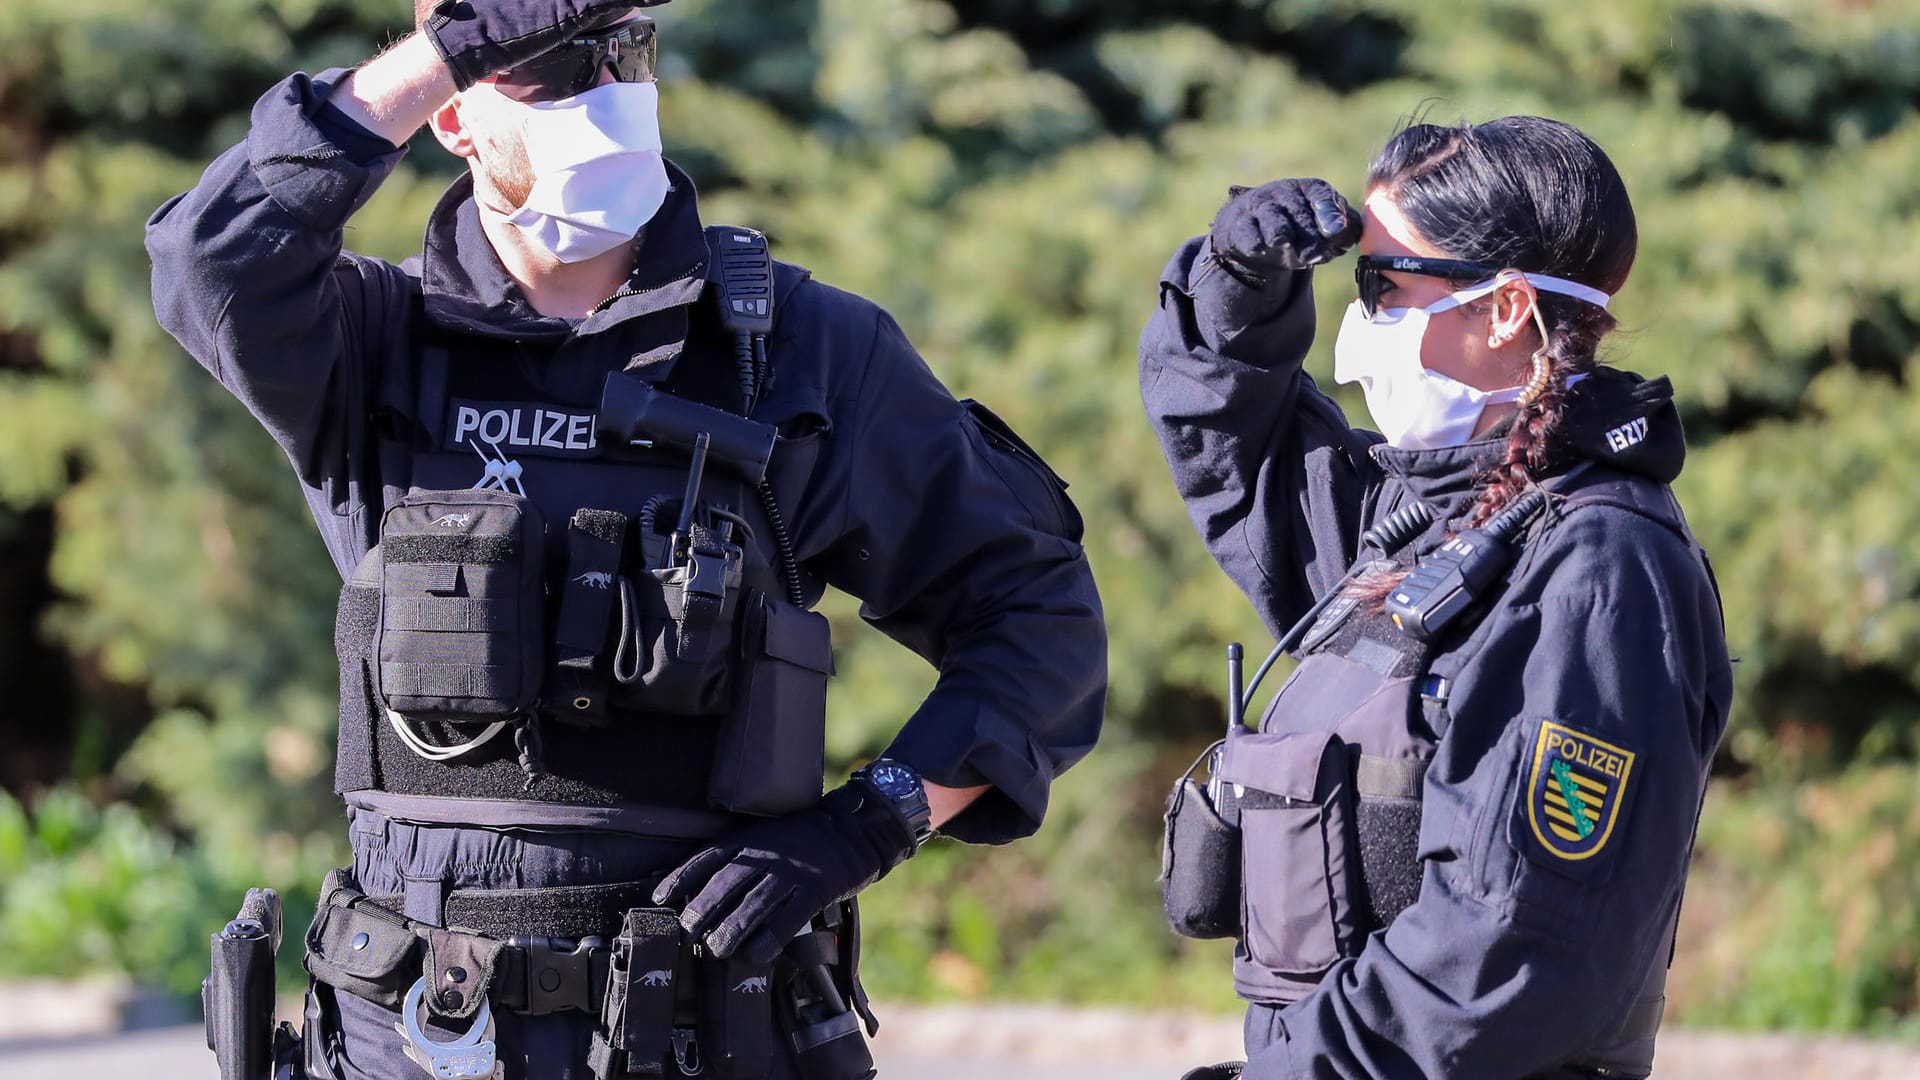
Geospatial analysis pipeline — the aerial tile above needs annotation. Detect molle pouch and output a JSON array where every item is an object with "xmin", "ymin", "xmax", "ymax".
[
  {"xmin": 702, "ymin": 955, "xmax": 774, "ymax": 1080},
  {"xmin": 1162, "ymin": 740, "xmax": 1241, "ymax": 940},
  {"xmin": 373, "ymin": 489, "xmax": 545, "ymax": 722},
  {"xmin": 613, "ymin": 517, "xmax": 746, "ymax": 717},
  {"xmin": 303, "ymin": 894, "xmax": 422, "ymax": 1009},
  {"xmin": 708, "ymin": 592, "xmax": 833, "ymax": 817},
  {"xmin": 549, "ymin": 509, "xmax": 629, "ymax": 727},
  {"xmin": 1220, "ymin": 730, "xmax": 1363, "ymax": 981},
  {"xmin": 592, "ymin": 908, "xmax": 682, "ymax": 1077}
]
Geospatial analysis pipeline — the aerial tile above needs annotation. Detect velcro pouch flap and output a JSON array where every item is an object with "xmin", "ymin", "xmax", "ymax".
[
  {"xmin": 424, "ymin": 927, "xmax": 505, "ymax": 1021},
  {"xmin": 762, "ymin": 601, "xmax": 834, "ymax": 674},
  {"xmin": 304, "ymin": 902, "xmax": 422, "ymax": 1008},
  {"xmin": 1219, "ymin": 730, "xmax": 1344, "ymax": 803}
]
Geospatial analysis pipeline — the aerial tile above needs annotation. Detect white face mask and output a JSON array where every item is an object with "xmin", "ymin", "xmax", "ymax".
[
  {"xmin": 498, "ymin": 81, "xmax": 670, "ymax": 264},
  {"xmin": 1332, "ymin": 273, "xmax": 1611, "ymax": 450}
]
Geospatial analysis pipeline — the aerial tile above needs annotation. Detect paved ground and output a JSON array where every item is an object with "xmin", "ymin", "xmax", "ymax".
[
  {"xmin": 9, "ymin": 1005, "xmax": 1920, "ymax": 1079},
  {"xmin": 0, "ymin": 1023, "xmax": 1168, "ymax": 1080}
]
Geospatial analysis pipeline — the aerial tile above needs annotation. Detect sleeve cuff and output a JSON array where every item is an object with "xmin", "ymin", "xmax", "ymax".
[
  {"xmin": 313, "ymin": 101, "xmax": 402, "ymax": 167},
  {"xmin": 884, "ymin": 707, "xmax": 1055, "ymax": 846},
  {"xmin": 246, "ymin": 68, "xmax": 408, "ymax": 233},
  {"xmin": 1175, "ymin": 236, "xmax": 1314, "ymax": 367}
]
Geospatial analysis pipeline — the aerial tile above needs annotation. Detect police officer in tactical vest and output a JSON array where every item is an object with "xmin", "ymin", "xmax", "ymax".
[
  {"xmin": 1144, "ymin": 117, "xmax": 1732, "ymax": 1079},
  {"xmin": 148, "ymin": 2, "xmax": 1106, "ymax": 1077}
]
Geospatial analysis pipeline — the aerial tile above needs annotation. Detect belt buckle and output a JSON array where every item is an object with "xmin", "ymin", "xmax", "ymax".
[
  {"xmin": 395, "ymin": 976, "xmax": 501, "ymax": 1080},
  {"xmin": 509, "ymin": 934, "xmax": 607, "ymax": 1016}
]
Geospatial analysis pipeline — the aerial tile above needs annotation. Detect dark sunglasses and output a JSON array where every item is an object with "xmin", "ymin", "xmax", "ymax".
[
  {"xmin": 1354, "ymin": 254, "xmax": 1499, "ymax": 317},
  {"xmin": 491, "ymin": 18, "xmax": 658, "ymax": 103}
]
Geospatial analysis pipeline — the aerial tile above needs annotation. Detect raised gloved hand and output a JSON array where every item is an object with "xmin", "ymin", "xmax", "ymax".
[
  {"xmin": 421, "ymin": 0, "xmax": 660, "ymax": 91},
  {"xmin": 1208, "ymin": 178, "xmax": 1361, "ymax": 286},
  {"xmin": 652, "ymin": 782, "xmax": 918, "ymax": 967}
]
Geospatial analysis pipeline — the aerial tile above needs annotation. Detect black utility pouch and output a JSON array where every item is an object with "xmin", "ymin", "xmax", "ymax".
[
  {"xmin": 708, "ymin": 591, "xmax": 834, "ymax": 817},
  {"xmin": 1162, "ymin": 739, "xmax": 1241, "ymax": 940},
  {"xmin": 613, "ymin": 511, "xmax": 745, "ymax": 718},
  {"xmin": 1219, "ymin": 730, "xmax": 1363, "ymax": 981},
  {"xmin": 702, "ymin": 955, "xmax": 774, "ymax": 1080},
  {"xmin": 303, "ymin": 894, "xmax": 422, "ymax": 1009},
  {"xmin": 373, "ymin": 488, "xmax": 545, "ymax": 721},
  {"xmin": 592, "ymin": 908, "xmax": 683, "ymax": 1077},
  {"xmin": 549, "ymin": 509, "xmax": 629, "ymax": 726}
]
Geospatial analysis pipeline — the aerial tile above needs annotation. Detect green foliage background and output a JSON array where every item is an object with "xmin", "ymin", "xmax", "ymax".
[{"xmin": 4, "ymin": 0, "xmax": 1920, "ymax": 1033}]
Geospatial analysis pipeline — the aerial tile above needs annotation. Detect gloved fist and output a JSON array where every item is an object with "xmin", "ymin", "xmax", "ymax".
[
  {"xmin": 1208, "ymin": 178, "xmax": 1360, "ymax": 285},
  {"xmin": 421, "ymin": 0, "xmax": 659, "ymax": 91},
  {"xmin": 652, "ymin": 782, "xmax": 917, "ymax": 967},
  {"xmin": 1180, "ymin": 1063, "xmax": 1246, "ymax": 1080}
]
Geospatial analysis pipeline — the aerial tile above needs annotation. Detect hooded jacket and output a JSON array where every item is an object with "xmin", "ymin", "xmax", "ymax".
[
  {"xmin": 1141, "ymin": 235, "xmax": 1733, "ymax": 1079},
  {"xmin": 145, "ymin": 69, "xmax": 1105, "ymax": 845}
]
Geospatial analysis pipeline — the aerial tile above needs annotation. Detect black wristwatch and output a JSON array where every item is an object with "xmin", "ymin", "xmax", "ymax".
[{"xmin": 852, "ymin": 758, "xmax": 934, "ymax": 849}]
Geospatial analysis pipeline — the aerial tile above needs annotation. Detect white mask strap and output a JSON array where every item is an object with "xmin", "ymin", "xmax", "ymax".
[
  {"xmin": 1422, "ymin": 271, "xmax": 1613, "ymax": 317},
  {"xmin": 1520, "ymin": 272, "xmax": 1612, "ymax": 310}
]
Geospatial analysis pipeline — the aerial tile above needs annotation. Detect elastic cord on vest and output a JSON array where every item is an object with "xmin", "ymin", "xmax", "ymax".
[{"xmin": 387, "ymin": 709, "xmax": 508, "ymax": 761}]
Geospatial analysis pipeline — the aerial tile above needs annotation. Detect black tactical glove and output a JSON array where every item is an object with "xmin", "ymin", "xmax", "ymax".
[
  {"xmin": 1208, "ymin": 178, "xmax": 1361, "ymax": 286},
  {"xmin": 421, "ymin": 0, "xmax": 661, "ymax": 91},
  {"xmin": 652, "ymin": 783, "xmax": 918, "ymax": 967},
  {"xmin": 1180, "ymin": 1063, "xmax": 1246, "ymax": 1080}
]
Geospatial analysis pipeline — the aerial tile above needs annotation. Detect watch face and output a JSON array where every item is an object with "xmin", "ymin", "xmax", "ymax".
[{"xmin": 868, "ymin": 762, "xmax": 919, "ymax": 798}]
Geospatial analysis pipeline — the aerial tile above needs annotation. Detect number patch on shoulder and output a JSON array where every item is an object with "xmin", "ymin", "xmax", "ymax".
[{"xmin": 1525, "ymin": 722, "xmax": 1636, "ymax": 861}]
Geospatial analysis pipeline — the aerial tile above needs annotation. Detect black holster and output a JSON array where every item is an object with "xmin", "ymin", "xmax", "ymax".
[{"xmin": 206, "ymin": 887, "xmax": 304, "ymax": 1080}]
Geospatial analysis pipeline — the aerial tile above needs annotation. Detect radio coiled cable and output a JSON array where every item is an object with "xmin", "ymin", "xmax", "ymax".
[{"xmin": 758, "ymin": 480, "xmax": 805, "ymax": 606}]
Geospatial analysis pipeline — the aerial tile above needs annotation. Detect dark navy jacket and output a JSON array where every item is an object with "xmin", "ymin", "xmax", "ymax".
[
  {"xmin": 145, "ymin": 69, "xmax": 1105, "ymax": 845},
  {"xmin": 1142, "ymin": 236, "xmax": 1732, "ymax": 1078}
]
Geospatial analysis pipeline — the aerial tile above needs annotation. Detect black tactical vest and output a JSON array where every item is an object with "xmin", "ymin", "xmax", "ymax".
[
  {"xmin": 1221, "ymin": 474, "xmax": 1706, "ymax": 1077},
  {"xmin": 1220, "ymin": 549, "xmax": 1440, "ymax": 1006},
  {"xmin": 331, "ymin": 243, "xmax": 833, "ymax": 833}
]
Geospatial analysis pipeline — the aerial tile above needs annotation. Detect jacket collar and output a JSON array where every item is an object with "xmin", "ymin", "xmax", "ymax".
[
  {"xmin": 1368, "ymin": 439, "xmax": 1499, "ymax": 517},
  {"xmin": 418, "ymin": 158, "xmax": 710, "ymax": 346},
  {"xmin": 1366, "ymin": 368, "xmax": 1688, "ymax": 515}
]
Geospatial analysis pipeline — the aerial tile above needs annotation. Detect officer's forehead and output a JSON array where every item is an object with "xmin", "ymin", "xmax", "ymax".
[{"xmin": 1358, "ymin": 192, "xmax": 1446, "ymax": 260}]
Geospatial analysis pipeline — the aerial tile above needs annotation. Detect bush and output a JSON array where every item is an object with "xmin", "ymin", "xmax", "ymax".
[
  {"xmin": 1675, "ymin": 768, "xmax": 1920, "ymax": 1035},
  {"xmin": 0, "ymin": 786, "xmax": 321, "ymax": 999}
]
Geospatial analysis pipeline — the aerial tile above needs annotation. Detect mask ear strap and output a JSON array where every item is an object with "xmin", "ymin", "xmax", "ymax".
[{"xmin": 1517, "ymin": 277, "xmax": 1555, "ymax": 407}]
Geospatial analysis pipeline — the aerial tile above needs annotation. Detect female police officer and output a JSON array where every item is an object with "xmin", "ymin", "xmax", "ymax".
[{"xmin": 1140, "ymin": 117, "xmax": 1733, "ymax": 1079}]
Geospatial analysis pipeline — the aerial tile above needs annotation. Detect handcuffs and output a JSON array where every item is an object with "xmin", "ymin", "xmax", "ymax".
[{"xmin": 395, "ymin": 976, "xmax": 501, "ymax": 1080}]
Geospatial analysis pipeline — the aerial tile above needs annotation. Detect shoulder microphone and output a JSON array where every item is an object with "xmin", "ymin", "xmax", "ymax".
[{"xmin": 1384, "ymin": 490, "xmax": 1547, "ymax": 642}]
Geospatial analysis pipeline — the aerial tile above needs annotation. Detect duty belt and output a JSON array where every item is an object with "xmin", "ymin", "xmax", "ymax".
[{"xmin": 302, "ymin": 870, "xmax": 875, "ymax": 1080}]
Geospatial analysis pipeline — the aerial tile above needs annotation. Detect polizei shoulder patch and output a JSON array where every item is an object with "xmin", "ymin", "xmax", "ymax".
[{"xmin": 1525, "ymin": 721, "xmax": 1635, "ymax": 861}]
